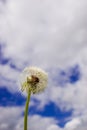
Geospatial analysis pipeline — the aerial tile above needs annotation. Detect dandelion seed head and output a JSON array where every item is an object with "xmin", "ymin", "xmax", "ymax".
[{"xmin": 20, "ymin": 66, "xmax": 48, "ymax": 94}]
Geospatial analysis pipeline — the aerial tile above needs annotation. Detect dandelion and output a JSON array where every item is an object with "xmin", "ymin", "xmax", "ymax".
[{"xmin": 20, "ymin": 66, "xmax": 48, "ymax": 130}]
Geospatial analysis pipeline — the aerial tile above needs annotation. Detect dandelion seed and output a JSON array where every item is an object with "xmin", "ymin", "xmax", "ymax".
[{"xmin": 20, "ymin": 66, "xmax": 48, "ymax": 94}]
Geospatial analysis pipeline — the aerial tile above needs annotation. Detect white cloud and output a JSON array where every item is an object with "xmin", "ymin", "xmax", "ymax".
[
  {"xmin": 65, "ymin": 118, "xmax": 81, "ymax": 130},
  {"xmin": 0, "ymin": 106, "xmax": 23, "ymax": 130},
  {"xmin": 0, "ymin": 106, "xmax": 61, "ymax": 130},
  {"xmin": 64, "ymin": 116, "xmax": 87, "ymax": 130},
  {"xmin": 0, "ymin": 0, "xmax": 87, "ymax": 68},
  {"xmin": 1, "ymin": 106, "xmax": 86, "ymax": 130},
  {"xmin": 47, "ymin": 124, "xmax": 62, "ymax": 130}
]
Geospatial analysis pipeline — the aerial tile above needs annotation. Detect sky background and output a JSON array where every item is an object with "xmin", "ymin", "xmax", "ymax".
[{"xmin": 0, "ymin": 0, "xmax": 87, "ymax": 130}]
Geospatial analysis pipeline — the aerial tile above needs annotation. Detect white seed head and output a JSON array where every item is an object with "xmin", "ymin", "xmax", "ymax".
[{"xmin": 20, "ymin": 66, "xmax": 48, "ymax": 94}]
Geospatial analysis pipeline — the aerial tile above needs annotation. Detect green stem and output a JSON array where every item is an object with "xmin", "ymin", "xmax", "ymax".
[{"xmin": 24, "ymin": 89, "xmax": 31, "ymax": 130}]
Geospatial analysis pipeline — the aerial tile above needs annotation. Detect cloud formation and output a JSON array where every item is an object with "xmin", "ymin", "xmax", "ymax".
[
  {"xmin": 0, "ymin": 0, "xmax": 87, "ymax": 68},
  {"xmin": 0, "ymin": 107, "xmax": 60, "ymax": 130}
]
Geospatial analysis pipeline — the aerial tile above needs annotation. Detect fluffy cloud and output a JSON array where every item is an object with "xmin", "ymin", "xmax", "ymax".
[
  {"xmin": 0, "ymin": 107, "xmax": 60, "ymax": 130},
  {"xmin": 65, "ymin": 117, "xmax": 87, "ymax": 130},
  {"xmin": 0, "ymin": 107, "xmax": 23, "ymax": 130},
  {"xmin": 0, "ymin": 106, "xmax": 86, "ymax": 130},
  {"xmin": 65, "ymin": 118, "xmax": 81, "ymax": 130},
  {"xmin": 0, "ymin": 0, "xmax": 87, "ymax": 68}
]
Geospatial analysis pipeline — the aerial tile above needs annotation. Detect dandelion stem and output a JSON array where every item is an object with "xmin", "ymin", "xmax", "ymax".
[{"xmin": 24, "ymin": 89, "xmax": 31, "ymax": 130}]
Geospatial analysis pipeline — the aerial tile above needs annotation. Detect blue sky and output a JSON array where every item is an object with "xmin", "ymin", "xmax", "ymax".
[{"xmin": 0, "ymin": 0, "xmax": 87, "ymax": 130}]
